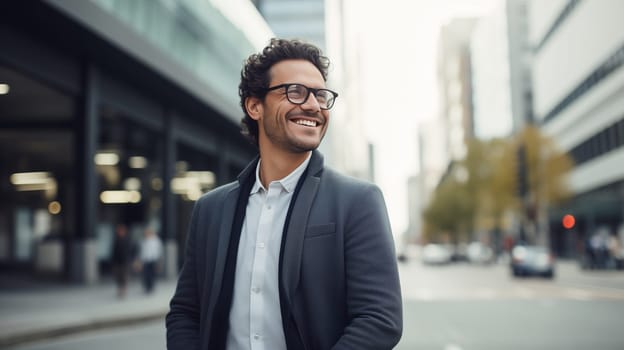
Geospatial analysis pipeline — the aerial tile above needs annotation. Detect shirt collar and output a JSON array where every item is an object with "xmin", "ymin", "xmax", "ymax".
[{"xmin": 250, "ymin": 153, "xmax": 312, "ymax": 195}]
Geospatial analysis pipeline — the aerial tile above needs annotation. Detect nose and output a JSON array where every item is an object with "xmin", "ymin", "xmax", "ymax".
[{"xmin": 301, "ymin": 91, "xmax": 321, "ymax": 112}]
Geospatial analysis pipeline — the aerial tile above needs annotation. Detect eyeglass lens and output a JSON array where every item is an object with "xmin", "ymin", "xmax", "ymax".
[{"xmin": 286, "ymin": 84, "xmax": 334, "ymax": 109}]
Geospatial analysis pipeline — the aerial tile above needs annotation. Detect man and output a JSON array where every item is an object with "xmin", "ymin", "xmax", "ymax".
[
  {"xmin": 139, "ymin": 227, "xmax": 162, "ymax": 293},
  {"xmin": 166, "ymin": 38, "xmax": 402, "ymax": 350},
  {"xmin": 111, "ymin": 223, "xmax": 132, "ymax": 298}
]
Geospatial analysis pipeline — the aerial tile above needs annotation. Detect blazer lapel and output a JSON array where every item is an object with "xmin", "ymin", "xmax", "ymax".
[
  {"xmin": 280, "ymin": 151, "xmax": 324, "ymax": 306},
  {"xmin": 206, "ymin": 186, "xmax": 238, "ymax": 311},
  {"xmin": 206, "ymin": 156, "xmax": 259, "ymax": 315}
]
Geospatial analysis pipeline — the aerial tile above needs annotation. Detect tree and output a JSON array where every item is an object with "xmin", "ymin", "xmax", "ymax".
[
  {"xmin": 422, "ymin": 174, "xmax": 472, "ymax": 244},
  {"xmin": 460, "ymin": 138, "xmax": 518, "ymax": 231},
  {"xmin": 422, "ymin": 125, "xmax": 573, "ymax": 247}
]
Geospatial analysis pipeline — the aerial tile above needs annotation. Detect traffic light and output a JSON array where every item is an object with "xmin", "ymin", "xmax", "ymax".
[
  {"xmin": 516, "ymin": 145, "xmax": 527, "ymax": 197},
  {"xmin": 562, "ymin": 214, "xmax": 575, "ymax": 229}
]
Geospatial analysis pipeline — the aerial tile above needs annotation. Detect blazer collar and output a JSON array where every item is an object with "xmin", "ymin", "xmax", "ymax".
[
  {"xmin": 237, "ymin": 154, "xmax": 259, "ymax": 185},
  {"xmin": 237, "ymin": 150, "xmax": 325, "ymax": 186}
]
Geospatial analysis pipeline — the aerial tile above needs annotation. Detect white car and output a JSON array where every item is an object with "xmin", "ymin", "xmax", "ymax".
[
  {"xmin": 511, "ymin": 245, "xmax": 555, "ymax": 278},
  {"xmin": 467, "ymin": 242, "xmax": 494, "ymax": 264},
  {"xmin": 421, "ymin": 244, "xmax": 452, "ymax": 265}
]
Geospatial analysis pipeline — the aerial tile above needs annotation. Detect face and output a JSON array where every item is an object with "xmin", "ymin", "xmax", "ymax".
[{"xmin": 247, "ymin": 59, "xmax": 330, "ymax": 155}]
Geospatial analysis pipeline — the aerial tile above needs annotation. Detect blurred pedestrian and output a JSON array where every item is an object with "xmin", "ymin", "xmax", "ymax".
[
  {"xmin": 111, "ymin": 223, "xmax": 132, "ymax": 298},
  {"xmin": 607, "ymin": 233, "xmax": 621, "ymax": 269},
  {"xmin": 138, "ymin": 227, "xmax": 162, "ymax": 294},
  {"xmin": 591, "ymin": 230, "xmax": 609, "ymax": 269},
  {"xmin": 167, "ymin": 38, "xmax": 402, "ymax": 350},
  {"xmin": 584, "ymin": 235, "xmax": 595, "ymax": 269}
]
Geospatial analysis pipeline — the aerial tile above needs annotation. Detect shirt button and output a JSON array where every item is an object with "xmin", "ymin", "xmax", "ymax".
[
  {"xmin": 258, "ymin": 242, "xmax": 265, "ymax": 249},
  {"xmin": 252, "ymin": 287, "xmax": 260, "ymax": 293},
  {"xmin": 267, "ymin": 205, "xmax": 272, "ymax": 210},
  {"xmin": 254, "ymin": 333, "xmax": 260, "ymax": 340}
]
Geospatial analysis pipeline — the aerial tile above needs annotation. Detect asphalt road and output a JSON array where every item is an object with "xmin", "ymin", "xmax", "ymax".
[
  {"xmin": 398, "ymin": 299, "xmax": 624, "ymax": 350},
  {"xmin": 11, "ymin": 258, "xmax": 624, "ymax": 350},
  {"xmin": 396, "ymin": 257, "xmax": 624, "ymax": 350}
]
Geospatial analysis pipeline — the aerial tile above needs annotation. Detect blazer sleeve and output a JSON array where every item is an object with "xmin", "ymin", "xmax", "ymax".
[
  {"xmin": 333, "ymin": 185, "xmax": 403, "ymax": 350},
  {"xmin": 166, "ymin": 200, "xmax": 202, "ymax": 350}
]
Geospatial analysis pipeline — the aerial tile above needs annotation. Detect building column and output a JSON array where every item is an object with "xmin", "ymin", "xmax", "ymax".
[
  {"xmin": 71, "ymin": 63, "xmax": 99, "ymax": 284},
  {"xmin": 162, "ymin": 112, "xmax": 177, "ymax": 279}
]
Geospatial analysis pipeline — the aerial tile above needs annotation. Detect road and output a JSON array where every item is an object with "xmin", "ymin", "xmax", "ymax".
[
  {"xmin": 10, "ymin": 259, "xmax": 624, "ymax": 350},
  {"xmin": 397, "ymin": 258, "xmax": 624, "ymax": 350}
]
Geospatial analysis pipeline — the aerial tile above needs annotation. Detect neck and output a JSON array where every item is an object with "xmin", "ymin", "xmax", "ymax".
[{"xmin": 258, "ymin": 148, "xmax": 310, "ymax": 188}]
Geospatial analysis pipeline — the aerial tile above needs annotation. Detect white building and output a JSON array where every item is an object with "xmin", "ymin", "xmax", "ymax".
[
  {"xmin": 417, "ymin": 119, "xmax": 449, "ymax": 207},
  {"xmin": 404, "ymin": 174, "xmax": 423, "ymax": 245},
  {"xmin": 471, "ymin": 0, "xmax": 531, "ymax": 139},
  {"xmin": 529, "ymin": 0, "xmax": 624, "ymax": 253},
  {"xmin": 412, "ymin": 19, "xmax": 477, "ymax": 243},
  {"xmin": 437, "ymin": 18, "xmax": 477, "ymax": 162}
]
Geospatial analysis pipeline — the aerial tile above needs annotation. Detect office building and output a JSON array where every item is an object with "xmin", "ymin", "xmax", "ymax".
[
  {"xmin": 529, "ymin": 0, "xmax": 624, "ymax": 255},
  {"xmin": 0, "ymin": 0, "xmax": 272, "ymax": 283},
  {"xmin": 471, "ymin": 0, "xmax": 532, "ymax": 139},
  {"xmin": 437, "ymin": 18, "xmax": 477, "ymax": 163}
]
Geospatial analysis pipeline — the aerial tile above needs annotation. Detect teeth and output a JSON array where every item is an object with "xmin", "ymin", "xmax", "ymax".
[{"xmin": 295, "ymin": 120, "xmax": 317, "ymax": 127}]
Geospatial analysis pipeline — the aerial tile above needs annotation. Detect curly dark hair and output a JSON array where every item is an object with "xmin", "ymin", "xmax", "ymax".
[{"xmin": 239, "ymin": 38, "xmax": 330, "ymax": 146}]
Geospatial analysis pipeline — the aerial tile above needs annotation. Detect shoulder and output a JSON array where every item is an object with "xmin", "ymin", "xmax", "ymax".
[
  {"xmin": 320, "ymin": 167, "xmax": 381, "ymax": 193},
  {"xmin": 202, "ymin": 180, "xmax": 239, "ymax": 199},
  {"xmin": 194, "ymin": 181, "xmax": 239, "ymax": 209},
  {"xmin": 185, "ymin": 181, "xmax": 240, "ymax": 234},
  {"xmin": 317, "ymin": 167, "xmax": 386, "ymax": 208}
]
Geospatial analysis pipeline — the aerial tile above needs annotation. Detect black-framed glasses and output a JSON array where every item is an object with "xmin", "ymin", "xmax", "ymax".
[{"xmin": 265, "ymin": 83, "xmax": 338, "ymax": 110}]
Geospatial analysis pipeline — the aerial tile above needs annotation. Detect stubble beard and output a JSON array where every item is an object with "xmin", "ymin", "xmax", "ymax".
[{"xmin": 263, "ymin": 113, "xmax": 327, "ymax": 153}]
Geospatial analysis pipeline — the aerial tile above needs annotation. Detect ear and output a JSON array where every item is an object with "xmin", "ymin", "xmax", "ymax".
[{"xmin": 245, "ymin": 96, "xmax": 263, "ymax": 121}]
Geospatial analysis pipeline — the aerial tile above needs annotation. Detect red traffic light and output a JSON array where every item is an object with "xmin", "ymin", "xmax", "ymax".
[{"xmin": 562, "ymin": 214, "xmax": 575, "ymax": 229}]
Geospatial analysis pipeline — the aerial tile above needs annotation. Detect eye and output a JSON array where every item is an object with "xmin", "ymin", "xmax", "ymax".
[
  {"xmin": 316, "ymin": 91, "xmax": 331, "ymax": 103},
  {"xmin": 287, "ymin": 85, "xmax": 307, "ymax": 99}
]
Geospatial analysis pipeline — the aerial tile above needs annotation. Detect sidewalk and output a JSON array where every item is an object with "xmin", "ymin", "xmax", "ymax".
[{"xmin": 0, "ymin": 276, "xmax": 176, "ymax": 348}]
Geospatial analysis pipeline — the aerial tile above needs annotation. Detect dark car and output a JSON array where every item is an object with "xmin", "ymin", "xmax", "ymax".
[{"xmin": 511, "ymin": 245, "xmax": 555, "ymax": 278}]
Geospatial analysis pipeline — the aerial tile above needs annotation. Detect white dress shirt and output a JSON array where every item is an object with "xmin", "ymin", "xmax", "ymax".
[{"xmin": 226, "ymin": 154, "xmax": 311, "ymax": 350}]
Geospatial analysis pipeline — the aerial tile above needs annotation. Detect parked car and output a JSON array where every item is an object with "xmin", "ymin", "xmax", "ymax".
[
  {"xmin": 422, "ymin": 244, "xmax": 452, "ymax": 265},
  {"xmin": 397, "ymin": 244, "xmax": 421, "ymax": 263},
  {"xmin": 511, "ymin": 245, "xmax": 555, "ymax": 278},
  {"xmin": 451, "ymin": 243, "xmax": 469, "ymax": 262},
  {"xmin": 467, "ymin": 242, "xmax": 494, "ymax": 264}
]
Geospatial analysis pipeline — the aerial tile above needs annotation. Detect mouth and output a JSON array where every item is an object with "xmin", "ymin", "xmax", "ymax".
[
  {"xmin": 288, "ymin": 112, "xmax": 323, "ymax": 128},
  {"xmin": 292, "ymin": 118, "xmax": 318, "ymax": 127}
]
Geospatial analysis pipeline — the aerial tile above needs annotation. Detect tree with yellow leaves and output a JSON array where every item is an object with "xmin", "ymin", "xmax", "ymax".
[{"xmin": 423, "ymin": 125, "xmax": 573, "ymax": 247}]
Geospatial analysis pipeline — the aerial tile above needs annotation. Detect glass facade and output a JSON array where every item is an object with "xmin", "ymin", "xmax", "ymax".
[
  {"xmin": 1, "ymin": 0, "xmax": 265, "ymax": 283},
  {"xmin": 89, "ymin": 0, "xmax": 259, "ymax": 112},
  {"xmin": 0, "ymin": 65, "xmax": 76, "ymax": 275},
  {"xmin": 95, "ymin": 109, "xmax": 165, "ymax": 271}
]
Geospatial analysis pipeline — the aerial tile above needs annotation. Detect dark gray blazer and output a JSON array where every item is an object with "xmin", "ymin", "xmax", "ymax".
[{"xmin": 166, "ymin": 150, "xmax": 402, "ymax": 349}]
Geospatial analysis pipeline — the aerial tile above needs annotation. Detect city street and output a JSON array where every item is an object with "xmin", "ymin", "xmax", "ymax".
[
  {"xmin": 9, "ymin": 258, "xmax": 624, "ymax": 350},
  {"xmin": 397, "ymin": 258, "xmax": 624, "ymax": 350},
  {"xmin": 2, "ymin": 1, "xmax": 624, "ymax": 350}
]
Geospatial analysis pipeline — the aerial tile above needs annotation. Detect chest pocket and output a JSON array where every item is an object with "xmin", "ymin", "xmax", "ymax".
[{"xmin": 305, "ymin": 223, "xmax": 336, "ymax": 238}]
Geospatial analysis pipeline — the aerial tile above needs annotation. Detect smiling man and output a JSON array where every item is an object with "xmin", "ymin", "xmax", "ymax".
[{"xmin": 166, "ymin": 38, "xmax": 402, "ymax": 350}]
